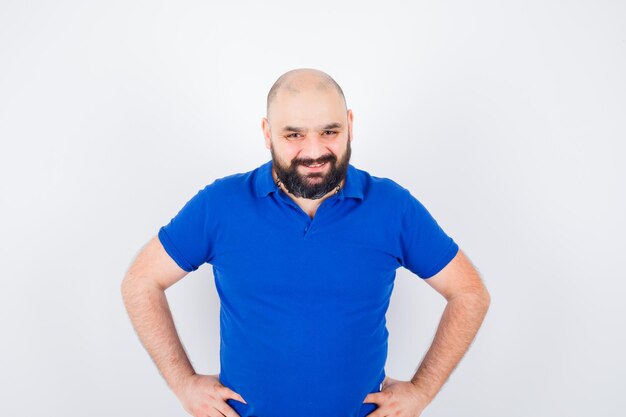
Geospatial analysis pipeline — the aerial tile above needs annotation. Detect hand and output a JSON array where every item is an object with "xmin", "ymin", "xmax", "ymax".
[
  {"xmin": 362, "ymin": 375, "xmax": 430, "ymax": 417},
  {"xmin": 175, "ymin": 373, "xmax": 247, "ymax": 417}
]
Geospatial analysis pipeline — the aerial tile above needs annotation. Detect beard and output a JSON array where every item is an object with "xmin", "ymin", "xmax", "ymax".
[{"xmin": 270, "ymin": 139, "xmax": 352, "ymax": 200}]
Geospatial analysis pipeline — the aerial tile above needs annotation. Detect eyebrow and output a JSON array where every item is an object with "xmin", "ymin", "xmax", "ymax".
[{"xmin": 281, "ymin": 122, "xmax": 344, "ymax": 133}]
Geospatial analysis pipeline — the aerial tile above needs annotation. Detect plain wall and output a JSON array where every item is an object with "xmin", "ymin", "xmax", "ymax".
[{"xmin": 1, "ymin": 1, "xmax": 624, "ymax": 416}]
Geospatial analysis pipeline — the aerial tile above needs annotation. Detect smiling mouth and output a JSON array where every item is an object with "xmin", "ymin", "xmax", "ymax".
[{"xmin": 301, "ymin": 161, "xmax": 327, "ymax": 168}]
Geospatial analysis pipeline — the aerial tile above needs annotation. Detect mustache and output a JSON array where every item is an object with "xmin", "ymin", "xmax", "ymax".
[{"xmin": 293, "ymin": 156, "xmax": 336, "ymax": 166}]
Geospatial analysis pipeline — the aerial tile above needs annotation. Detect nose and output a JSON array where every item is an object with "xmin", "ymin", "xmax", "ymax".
[{"xmin": 299, "ymin": 133, "xmax": 330, "ymax": 162}]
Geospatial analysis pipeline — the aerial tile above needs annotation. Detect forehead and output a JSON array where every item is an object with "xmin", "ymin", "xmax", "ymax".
[{"xmin": 270, "ymin": 87, "xmax": 346, "ymax": 128}]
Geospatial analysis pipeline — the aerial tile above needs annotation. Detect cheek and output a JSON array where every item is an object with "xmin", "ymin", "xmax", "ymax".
[
  {"xmin": 285, "ymin": 144, "xmax": 306, "ymax": 158},
  {"xmin": 275, "ymin": 145, "xmax": 299, "ymax": 163},
  {"xmin": 332, "ymin": 143, "xmax": 347, "ymax": 157}
]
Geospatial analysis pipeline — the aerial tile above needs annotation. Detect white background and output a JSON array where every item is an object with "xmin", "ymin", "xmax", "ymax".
[{"xmin": 1, "ymin": 1, "xmax": 624, "ymax": 416}]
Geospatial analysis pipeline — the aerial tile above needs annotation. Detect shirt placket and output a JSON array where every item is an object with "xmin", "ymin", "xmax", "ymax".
[{"xmin": 276, "ymin": 189, "xmax": 339, "ymax": 238}]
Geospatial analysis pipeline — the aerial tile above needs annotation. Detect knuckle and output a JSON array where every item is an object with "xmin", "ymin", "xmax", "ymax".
[
  {"xmin": 216, "ymin": 403, "xmax": 236, "ymax": 417},
  {"xmin": 227, "ymin": 409, "xmax": 241, "ymax": 417}
]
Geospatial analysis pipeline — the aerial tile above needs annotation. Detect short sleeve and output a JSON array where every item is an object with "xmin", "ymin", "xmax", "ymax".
[
  {"xmin": 158, "ymin": 184, "xmax": 217, "ymax": 272},
  {"xmin": 398, "ymin": 190, "xmax": 459, "ymax": 279}
]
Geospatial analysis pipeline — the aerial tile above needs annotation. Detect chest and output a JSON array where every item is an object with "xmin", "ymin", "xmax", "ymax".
[{"xmin": 209, "ymin": 196, "xmax": 402, "ymax": 305}]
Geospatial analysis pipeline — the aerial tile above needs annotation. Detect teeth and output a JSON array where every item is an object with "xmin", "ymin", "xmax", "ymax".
[{"xmin": 306, "ymin": 162, "xmax": 324, "ymax": 167}]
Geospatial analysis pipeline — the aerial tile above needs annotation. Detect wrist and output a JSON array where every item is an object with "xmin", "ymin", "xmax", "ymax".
[
  {"xmin": 171, "ymin": 371, "xmax": 196, "ymax": 398},
  {"xmin": 409, "ymin": 380, "xmax": 435, "ymax": 406}
]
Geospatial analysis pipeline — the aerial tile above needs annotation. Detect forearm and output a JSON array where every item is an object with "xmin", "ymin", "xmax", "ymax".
[
  {"xmin": 410, "ymin": 290, "xmax": 490, "ymax": 404},
  {"xmin": 121, "ymin": 277, "xmax": 195, "ymax": 395}
]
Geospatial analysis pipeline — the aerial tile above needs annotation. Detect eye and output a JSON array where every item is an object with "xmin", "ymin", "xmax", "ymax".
[
  {"xmin": 286, "ymin": 133, "xmax": 302, "ymax": 139},
  {"xmin": 323, "ymin": 130, "xmax": 338, "ymax": 136}
]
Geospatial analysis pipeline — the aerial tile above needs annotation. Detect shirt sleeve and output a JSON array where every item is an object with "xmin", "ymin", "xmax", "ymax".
[
  {"xmin": 398, "ymin": 190, "xmax": 459, "ymax": 279},
  {"xmin": 157, "ymin": 183, "xmax": 217, "ymax": 272}
]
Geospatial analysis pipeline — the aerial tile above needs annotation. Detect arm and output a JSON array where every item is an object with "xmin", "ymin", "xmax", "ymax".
[
  {"xmin": 121, "ymin": 235, "xmax": 246, "ymax": 416},
  {"xmin": 120, "ymin": 234, "xmax": 195, "ymax": 396},
  {"xmin": 408, "ymin": 247, "xmax": 491, "ymax": 405}
]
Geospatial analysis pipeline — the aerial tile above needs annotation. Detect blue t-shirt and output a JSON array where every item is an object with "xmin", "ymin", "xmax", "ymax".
[{"xmin": 158, "ymin": 160, "xmax": 459, "ymax": 417}]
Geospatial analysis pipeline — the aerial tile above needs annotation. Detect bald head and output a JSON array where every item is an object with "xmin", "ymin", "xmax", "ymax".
[{"xmin": 266, "ymin": 68, "xmax": 347, "ymax": 121}]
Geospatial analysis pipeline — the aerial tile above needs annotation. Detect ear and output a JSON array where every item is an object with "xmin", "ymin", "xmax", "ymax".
[
  {"xmin": 261, "ymin": 117, "xmax": 272, "ymax": 150},
  {"xmin": 347, "ymin": 109, "xmax": 354, "ymax": 142}
]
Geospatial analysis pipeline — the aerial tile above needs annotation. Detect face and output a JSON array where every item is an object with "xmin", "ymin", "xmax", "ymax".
[{"xmin": 262, "ymin": 86, "xmax": 354, "ymax": 200}]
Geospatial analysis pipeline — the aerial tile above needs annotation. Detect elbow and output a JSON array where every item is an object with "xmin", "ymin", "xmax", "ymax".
[
  {"xmin": 121, "ymin": 272, "xmax": 164, "ymax": 300},
  {"xmin": 474, "ymin": 286, "xmax": 491, "ymax": 320},
  {"xmin": 481, "ymin": 288, "xmax": 491, "ymax": 312},
  {"xmin": 120, "ymin": 274, "xmax": 134, "ymax": 304},
  {"xmin": 474, "ymin": 282, "xmax": 491, "ymax": 310},
  {"xmin": 480, "ymin": 285, "xmax": 491, "ymax": 306},
  {"xmin": 120, "ymin": 273, "xmax": 151, "ymax": 304},
  {"xmin": 453, "ymin": 286, "xmax": 491, "ymax": 313}
]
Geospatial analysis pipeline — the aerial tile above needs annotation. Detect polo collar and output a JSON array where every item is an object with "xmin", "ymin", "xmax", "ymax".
[{"xmin": 254, "ymin": 159, "xmax": 364, "ymax": 201}]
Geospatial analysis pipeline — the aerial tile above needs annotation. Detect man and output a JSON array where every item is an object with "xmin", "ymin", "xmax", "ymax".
[{"xmin": 121, "ymin": 68, "xmax": 490, "ymax": 417}]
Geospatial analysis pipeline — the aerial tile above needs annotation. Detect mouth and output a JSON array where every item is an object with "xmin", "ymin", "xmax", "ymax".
[{"xmin": 301, "ymin": 161, "xmax": 328, "ymax": 171}]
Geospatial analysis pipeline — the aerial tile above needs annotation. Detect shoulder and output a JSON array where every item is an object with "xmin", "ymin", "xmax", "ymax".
[
  {"xmin": 197, "ymin": 165, "xmax": 258, "ymax": 203},
  {"xmin": 355, "ymin": 165, "xmax": 413, "ymax": 206},
  {"xmin": 204, "ymin": 164, "xmax": 256, "ymax": 193}
]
